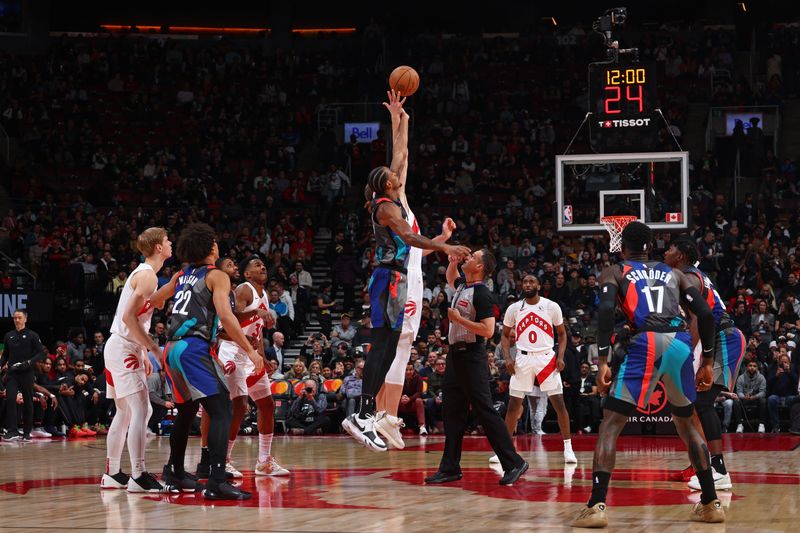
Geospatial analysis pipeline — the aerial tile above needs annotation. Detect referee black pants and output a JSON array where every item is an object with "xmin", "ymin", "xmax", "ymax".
[
  {"xmin": 3, "ymin": 370, "xmax": 34, "ymax": 435},
  {"xmin": 439, "ymin": 345, "xmax": 523, "ymax": 474}
]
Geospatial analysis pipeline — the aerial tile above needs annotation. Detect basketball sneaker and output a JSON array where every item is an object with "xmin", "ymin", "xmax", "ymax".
[
  {"xmin": 45, "ymin": 426, "xmax": 66, "ymax": 438},
  {"xmin": 689, "ymin": 499, "xmax": 725, "ymax": 523},
  {"xmin": 69, "ymin": 425, "xmax": 88, "ymax": 438},
  {"xmin": 564, "ymin": 444, "xmax": 578, "ymax": 464},
  {"xmin": 572, "ymin": 503, "xmax": 608, "ymax": 528},
  {"xmin": 255, "ymin": 456, "xmax": 290, "ymax": 477},
  {"xmin": 489, "ymin": 454, "xmax": 500, "ymax": 464},
  {"xmin": 203, "ymin": 480, "xmax": 252, "ymax": 500},
  {"xmin": 31, "ymin": 427, "xmax": 52, "ymax": 438},
  {"xmin": 2, "ymin": 431, "xmax": 21, "ymax": 441},
  {"xmin": 128, "ymin": 472, "xmax": 171, "ymax": 493},
  {"xmin": 374, "ymin": 412, "xmax": 405, "ymax": 449},
  {"xmin": 21, "ymin": 433, "xmax": 32, "ymax": 442},
  {"xmin": 196, "ymin": 462, "xmax": 233, "ymax": 480},
  {"xmin": 419, "ymin": 425, "xmax": 428, "ymax": 436},
  {"xmin": 669, "ymin": 465, "xmax": 695, "ymax": 482},
  {"xmin": 81, "ymin": 423, "xmax": 97, "ymax": 437},
  {"xmin": 101, "ymin": 471, "xmax": 130, "ymax": 489},
  {"xmin": 225, "ymin": 463, "xmax": 243, "ymax": 479},
  {"xmin": 162, "ymin": 465, "xmax": 204, "ymax": 492},
  {"xmin": 735, "ymin": 424, "xmax": 744, "ymax": 433},
  {"xmin": 687, "ymin": 468, "xmax": 733, "ymax": 491},
  {"xmin": 341, "ymin": 413, "xmax": 387, "ymax": 452}
]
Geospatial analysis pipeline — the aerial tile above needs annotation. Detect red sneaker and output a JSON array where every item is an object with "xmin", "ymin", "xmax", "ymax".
[
  {"xmin": 81, "ymin": 424, "xmax": 97, "ymax": 437},
  {"xmin": 68, "ymin": 425, "xmax": 87, "ymax": 438},
  {"xmin": 670, "ymin": 465, "xmax": 695, "ymax": 482}
]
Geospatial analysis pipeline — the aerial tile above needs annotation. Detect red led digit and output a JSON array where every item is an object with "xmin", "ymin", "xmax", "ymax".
[
  {"xmin": 626, "ymin": 84, "xmax": 643, "ymax": 112},
  {"xmin": 604, "ymin": 86, "xmax": 621, "ymax": 114}
]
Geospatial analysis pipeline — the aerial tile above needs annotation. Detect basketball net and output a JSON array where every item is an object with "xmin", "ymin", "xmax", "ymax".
[{"xmin": 601, "ymin": 216, "xmax": 639, "ymax": 253}]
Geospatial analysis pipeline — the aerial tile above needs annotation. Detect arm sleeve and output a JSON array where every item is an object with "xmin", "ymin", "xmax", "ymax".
[
  {"xmin": 597, "ymin": 283, "xmax": 619, "ymax": 360},
  {"xmin": 474, "ymin": 287, "xmax": 494, "ymax": 321},
  {"xmin": 681, "ymin": 285, "xmax": 715, "ymax": 359}
]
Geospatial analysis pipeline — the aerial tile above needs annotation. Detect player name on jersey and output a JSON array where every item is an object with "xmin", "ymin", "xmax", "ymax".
[
  {"xmin": 625, "ymin": 267, "xmax": 673, "ymax": 285},
  {"xmin": 178, "ymin": 273, "xmax": 200, "ymax": 287}
]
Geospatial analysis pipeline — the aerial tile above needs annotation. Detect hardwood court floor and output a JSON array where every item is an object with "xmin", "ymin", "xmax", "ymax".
[{"xmin": 1, "ymin": 432, "xmax": 799, "ymax": 532}]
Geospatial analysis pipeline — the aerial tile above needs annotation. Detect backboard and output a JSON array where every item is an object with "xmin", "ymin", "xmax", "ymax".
[{"xmin": 556, "ymin": 151, "xmax": 689, "ymax": 233}]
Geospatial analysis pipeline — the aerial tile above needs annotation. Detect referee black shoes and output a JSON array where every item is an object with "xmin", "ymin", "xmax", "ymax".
[
  {"xmin": 499, "ymin": 461, "xmax": 529, "ymax": 486},
  {"xmin": 424, "ymin": 471, "xmax": 463, "ymax": 484}
]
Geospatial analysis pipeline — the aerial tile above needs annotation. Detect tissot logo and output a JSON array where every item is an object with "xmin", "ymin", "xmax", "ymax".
[{"xmin": 598, "ymin": 118, "xmax": 652, "ymax": 128}]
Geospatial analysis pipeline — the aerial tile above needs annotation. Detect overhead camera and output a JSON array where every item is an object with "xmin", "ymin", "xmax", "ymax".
[{"xmin": 592, "ymin": 7, "xmax": 637, "ymax": 62}]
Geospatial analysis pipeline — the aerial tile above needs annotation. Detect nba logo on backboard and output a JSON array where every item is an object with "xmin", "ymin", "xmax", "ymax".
[
  {"xmin": 666, "ymin": 212, "xmax": 682, "ymax": 223},
  {"xmin": 563, "ymin": 205, "xmax": 573, "ymax": 225}
]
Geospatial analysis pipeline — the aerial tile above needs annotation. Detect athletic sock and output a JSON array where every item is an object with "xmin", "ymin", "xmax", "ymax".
[
  {"xmin": 199, "ymin": 447, "xmax": 210, "ymax": 467},
  {"xmin": 563, "ymin": 438, "xmax": 573, "ymax": 451},
  {"xmin": 357, "ymin": 394, "xmax": 375, "ymax": 418},
  {"xmin": 226, "ymin": 439, "xmax": 236, "ymax": 463},
  {"xmin": 132, "ymin": 458, "xmax": 146, "ymax": 479},
  {"xmin": 587, "ymin": 471, "xmax": 611, "ymax": 507},
  {"xmin": 696, "ymin": 468, "xmax": 718, "ymax": 504},
  {"xmin": 106, "ymin": 458, "xmax": 121, "ymax": 475},
  {"xmin": 710, "ymin": 454, "xmax": 726, "ymax": 475},
  {"xmin": 258, "ymin": 433, "xmax": 273, "ymax": 463}
]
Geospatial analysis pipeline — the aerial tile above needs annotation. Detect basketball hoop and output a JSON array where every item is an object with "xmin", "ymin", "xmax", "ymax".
[{"xmin": 601, "ymin": 215, "xmax": 639, "ymax": 253}]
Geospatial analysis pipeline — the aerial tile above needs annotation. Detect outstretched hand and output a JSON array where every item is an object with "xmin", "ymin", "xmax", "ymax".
[
  {"xmin": 442, "ymin": 217, "xmax": 456, "ymax": 240},
  {"xmin": 382, "ymin": 89, "xmax": 407, "ymax": 118}
]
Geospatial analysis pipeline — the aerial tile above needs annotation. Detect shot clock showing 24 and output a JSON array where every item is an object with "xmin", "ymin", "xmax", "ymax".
[{"xmin": 588, "ymin": 61, "xmax": 658, "ymax": 153}]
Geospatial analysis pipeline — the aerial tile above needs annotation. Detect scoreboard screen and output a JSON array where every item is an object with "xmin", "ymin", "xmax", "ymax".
[{"xmin": 589, "ymin": 61, "xmax": 658, "ymax": 152}]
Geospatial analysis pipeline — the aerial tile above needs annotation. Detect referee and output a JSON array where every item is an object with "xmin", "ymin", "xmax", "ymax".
[
  {"xmin": 425, "ymin": 249, "xmax": 528, "ymax": 486},
  {"xmin": 1, "ymin": 310, "xmax": 46, "ymax": 441}
]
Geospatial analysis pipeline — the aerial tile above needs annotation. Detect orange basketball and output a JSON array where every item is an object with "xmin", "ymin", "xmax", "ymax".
[{"xmin": 389, "ymin": 65, "xmax": 420, "ymax": 97}]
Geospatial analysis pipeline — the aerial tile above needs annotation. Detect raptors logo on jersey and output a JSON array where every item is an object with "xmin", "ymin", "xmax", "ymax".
[
  {"xmin": 503, "ymin": 296, "xmax": 563, "ymax": 353},
  {"xmin": 123, "ymin": 354, "xmax": 140, "ymax": 370},
  {"xmin": 405, "ymin": 300, "xmax": 417, "ymax": 317}
]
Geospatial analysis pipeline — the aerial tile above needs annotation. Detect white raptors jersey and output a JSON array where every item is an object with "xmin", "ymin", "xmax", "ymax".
[
  {"xmin": 110, "ymin": 263, "xmax": 155, "ymax": 342},
  {"xmin": 502, "ymin": 297, "xmax": 563, "ymax": 353},
  {"xmin": 238, "ymin": 282, "xmax": 268, "ymax": 339},
  {"xmin": 402, "ymin": 196, "xmax": 422, "ymax": 274}
]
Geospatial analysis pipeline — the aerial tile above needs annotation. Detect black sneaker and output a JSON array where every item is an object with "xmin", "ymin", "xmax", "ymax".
[
  {"xmin": 101, "ymin": 471, "xmax": 130, "ymax": 489},
  {"xmin": 196, "ymin": 462, "xmax": 233, "ymax": 480},
  {"xmin": 3, "ymin": 431, "xmax": 22, "ymax": 442},
  {"xmin": 162, "ymin": 465, "xmax": 204, "ymax": 492},
  {"xmin": 202, "ymin": 480, "xmax": 252, "ymax": 500},
  {"xmin": 128, "ymin": 472, "xmax": 172, "ymax": 493},
  {"xmin": 45, "ymin": 426, "xmax": 66, "ymax": 438},
  {"xmin": 499, "ymin": 461, "xmax": 529, "ymax": 486},
  {"xmin": 21, "ymin": 433, "xmax": 32, "ymax": 442}
]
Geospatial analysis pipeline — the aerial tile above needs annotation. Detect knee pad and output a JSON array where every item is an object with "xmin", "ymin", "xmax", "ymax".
[{"xmin": 670, "ymin": 403, "xmax": 694, "ymax": 418}]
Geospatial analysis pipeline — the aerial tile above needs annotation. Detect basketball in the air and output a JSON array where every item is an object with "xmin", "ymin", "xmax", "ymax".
[{"xmin": 389, "ymin": 66, "xmax": 420, "ymax": 96}]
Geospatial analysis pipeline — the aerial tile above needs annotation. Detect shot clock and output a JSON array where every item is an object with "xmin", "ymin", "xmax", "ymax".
[{"xmin": 589, "ymin": 61, "xmax": 658, "ymax": 152}]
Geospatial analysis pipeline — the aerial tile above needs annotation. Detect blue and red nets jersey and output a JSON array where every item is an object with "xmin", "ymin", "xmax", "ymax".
[
  {"xmin": 618, "ymin": 260, "xmax": 686, "ymax": 332},
  {"xmin": 684, "ymin": 265, "xmax": 731, "ymax": 327},
  {"xmin": 371, "ymin": 197, "xmax": 410, "ymax": 270}
]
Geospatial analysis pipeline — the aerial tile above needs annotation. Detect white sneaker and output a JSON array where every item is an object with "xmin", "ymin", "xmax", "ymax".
[
  {"xmin": 31, "ymin": 428, "xmax": 52, "ymax": 438},
  {"xmin": 225, "ymin": 462, "xmax": 243, "ymax": 479},
  {"xmin": 419, "ymin": 426, "xmax": 428, "ymax": 436},
  {"xmin": 255, "ymin": 456, "xmax": 290, "ymax": 477},
  {"xmin": 582, "ymin": 426, "xmax": 592, "ymax": 433},
  {"xmin": 758, "ymin": 423, "xmax": 765, "ymax": 433},
  {"xmin": 564, "ymin": 448, "xmax": 578, "ymax": 464},
  {"xmin": 489, "ymin": 454, "xmax": 500, "ymax": 464},
  {"xmin": 735, "ymin": 424, "xmax": 744, "ymax": 433},
  {"xmin": 534, "ymin": 429, "xmax": 546, "ymax": 435},
  {"xmin": 341, "ymin": 413, "xmax": 387, "ymax": 452},
  {"xmin": 145, "ymin": 428, "xmax": 157, "ymax": 438},
  {"xmin": 374, "ymin": 412, "xmax": 405, "ymax": 449},
  {"xmin": 687, "ymin": 468, "xmax": 733, "ymax": 491}
]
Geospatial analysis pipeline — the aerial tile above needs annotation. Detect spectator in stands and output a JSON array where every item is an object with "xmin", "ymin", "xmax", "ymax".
[
  {"xmin": 338, "ymin": 359, "xmax": 364, "ymax": 418},
  {"xmin": 266, "ymin": 331, "xmax": 286, "ymax": 370},
  {"xmin": 147, "ymin": 369, "xmax": 174, "ymax": 435},
  {"xmin": 767, "ymin": 354, "xmax": 799, "ymax": 432},
  {"xmin": 752, "ymin": 300, "xmax": 776, "ymax": 344},
  {"xmin": 424, "ymin": 357, "xmax": 447, "ymax": 433},
  {"xmin": 66, "ymin": 331, "xmax": 86, "ymax": 363},
  {"xmin": 269, "ymin": 286, "xmax": 295, "ymax": 341},
  {"xmin": 287, "ymin": 379, "xmax": 330, "ymax": 435},
  {"xmin": 575, "ymin": 362, "xmax": 600, "ymax": 433},
  {"xmin": 316, "ymin": 283, "xmax": 336, "ymax": 337},
  {"xmin": 293, "ymin": 261, "xmax": 312, "ymax": 289},
  {"xmin": 397, "ymin": 363, "xmax": 427, "ymax": 435},
  {"xmin": 285, "ymin": 360, "xmax": 309, "ymax": 381},
  {"xmin": 330, "ymin": 313, "xmax": 357, "ymax": 349},
  {"xmin": 268, "ymin": 360, "xmax": 285, "ymax": 381},
  {"xmin": 300, "ymin": 333, "xmax": 332, "ymax": 365},
  {"xmin": 734, "ymin": 359, "xmax": 768, "ymax": 433}
]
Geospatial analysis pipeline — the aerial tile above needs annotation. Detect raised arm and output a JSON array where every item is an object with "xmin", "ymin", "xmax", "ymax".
[
  {"xmin": 422, "ymin": 218, "xmax": 456, "ymax": 258},
  {"xmin": 446, "ymin": 254, "xmax": 461, "ymax": 289},
  {"xmin": 384, "ymin": 90, "xmax": 409, "ymax": 189}
]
